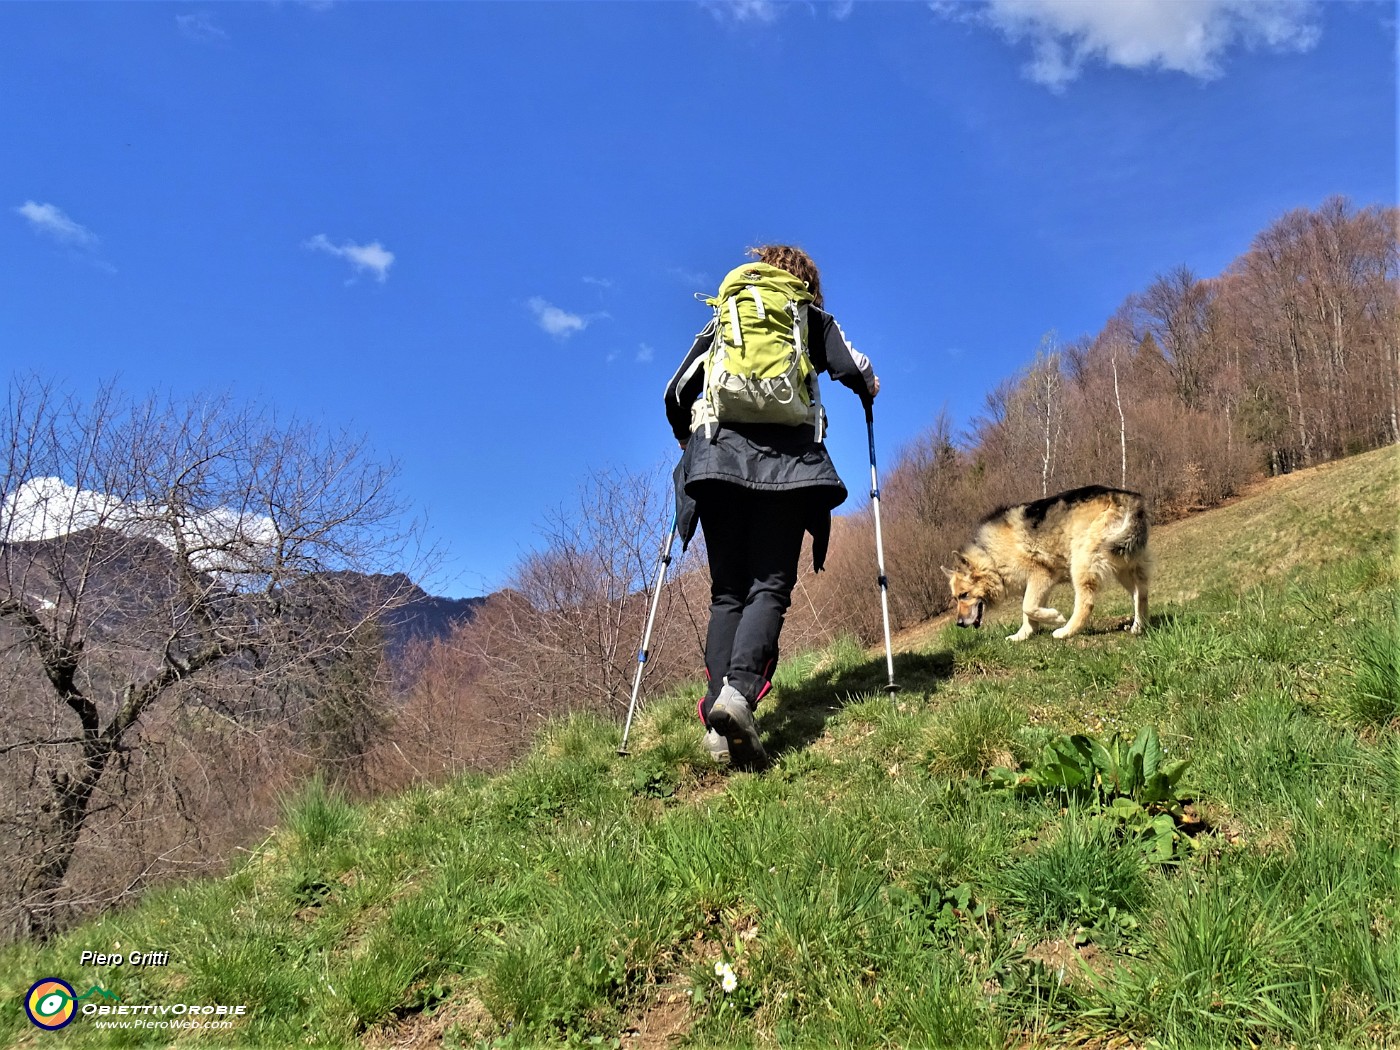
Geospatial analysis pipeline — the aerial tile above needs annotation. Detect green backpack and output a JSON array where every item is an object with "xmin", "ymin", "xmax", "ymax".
[{"xmin": 688, "ymin": 262, "xmax": 826, "ymax": 442}]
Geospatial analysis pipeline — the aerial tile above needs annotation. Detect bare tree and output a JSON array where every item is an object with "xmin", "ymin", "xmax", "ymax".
[
  {"xmin": 1137, "ymin": 266, "xmax": 1216, "ymax": 412},
  {"xmin": 1110, "ymin": 348, "xmax": 1128, "ymax": 488},
  {"xmin": 0, "ymin": 378, "xmax": 425, "ymax": 938},
  {"xmin": 402, "ymin": 467, "xmax": 708, "ymax": 770},
  {"xmin": 969, "ymin": 335, "xmax": 1069, "ymax": 505},
  {"xmin": 506, "ymin": 468, "xmax": 701, "ymax": 714},
  {"xmin": 1027, "ymin": 336, "xmax": 1066, "ymax": 497}
]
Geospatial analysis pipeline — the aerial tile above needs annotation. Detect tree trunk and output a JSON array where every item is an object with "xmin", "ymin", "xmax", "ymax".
[
  {"xmin": 1112, "ymin": 354, "xmax": 1128, "ymax": 487},
  {"xmin": 26, "ymin": 743, "xmax": 112, "ymax": 939}
]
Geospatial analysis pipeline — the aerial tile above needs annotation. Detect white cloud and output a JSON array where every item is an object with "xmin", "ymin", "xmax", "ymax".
[
  {"xmin": 636, "ymin": 344, "xmax": 656, "ymax": 364},
  {"xmin": 176, "ymin": 12, "xmax": 229, "ymax": 43},
  {"xmin": 3, "ymin": 477, "xmax": 123, "ymax": 541},
  {"xmin": 702, "ymin": 0, "xmax": 783, "ymax": 24},
  {"xmin": 15, "ymin": 201, "xmax": 98, "ymax": 248},
  {"xmin": 1, "ymin": 476, "xmax": 278, "ymax": 579},
  {"xmin": 582, "ymin": 275, "xmax": 614, "ymax": 289},
  {"xmin": 941, "ymin": 0, "xmax": 1322, "ymax": 91},
  {"xmin": 305, "ymin": 233, "xmax": 395, "ymax": 283},
  {"xmin": 527, "ymin": 297, "xmax": 588, "ymax": 338}
]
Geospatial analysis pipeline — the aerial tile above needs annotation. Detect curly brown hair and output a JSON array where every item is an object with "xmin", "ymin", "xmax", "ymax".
[{"xmin": 746, "ymin": 244, "xmax": 823, "ymax": 307}]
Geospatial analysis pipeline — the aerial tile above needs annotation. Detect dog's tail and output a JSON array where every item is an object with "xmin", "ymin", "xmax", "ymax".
[{"xmin": 1109, "ymin": 494, "xmax": 1150, "ymax": 557}]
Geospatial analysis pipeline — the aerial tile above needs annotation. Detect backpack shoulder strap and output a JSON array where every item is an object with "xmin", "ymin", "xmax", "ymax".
[
  {"xmin": 791, "ymin": 301, "xmax": 825, "ymax": 443},
  {"xmin": 669, "ymin": 318, "xmax": 716, "ymax": 405}
]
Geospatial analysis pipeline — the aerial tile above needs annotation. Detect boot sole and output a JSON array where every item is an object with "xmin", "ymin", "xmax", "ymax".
[{"xmin": 709, "ymin": 696, "xmax": 768, "ymax": 770}]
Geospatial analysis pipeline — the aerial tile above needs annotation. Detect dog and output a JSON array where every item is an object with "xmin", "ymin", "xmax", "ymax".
[{"xmin": 943, "ymin": 485, "xmax": 1151, "ymax": 641}]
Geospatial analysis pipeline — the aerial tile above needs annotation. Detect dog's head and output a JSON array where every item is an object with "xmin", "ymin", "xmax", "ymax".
[{"xmin": 942, "ymin": 551, "xmax": 1001, "ymax": 629}]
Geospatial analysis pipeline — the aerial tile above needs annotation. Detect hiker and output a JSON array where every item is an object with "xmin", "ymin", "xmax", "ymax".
[{"xmin": 664, "ymin": 244, "xmax": 880, "ymax": 769}]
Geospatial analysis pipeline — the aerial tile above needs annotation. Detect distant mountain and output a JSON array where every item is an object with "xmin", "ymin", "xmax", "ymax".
[
  {"xmin": 328, "ymin": 571, "xmax": 488, "ymax": 671},
  {"xmin": 1, "ymin": 530, "xmax": 486, "ymax": 691}
]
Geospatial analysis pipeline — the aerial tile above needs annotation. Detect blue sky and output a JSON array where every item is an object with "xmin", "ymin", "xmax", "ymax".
[{"xmin": 5, "ymin": 1, "xmax": 1394, "ymax": 598}]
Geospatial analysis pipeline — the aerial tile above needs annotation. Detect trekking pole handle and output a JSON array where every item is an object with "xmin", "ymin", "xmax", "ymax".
[{"xmin": 864, "ymin": 400, "xmax": 880, "ymax": 493}]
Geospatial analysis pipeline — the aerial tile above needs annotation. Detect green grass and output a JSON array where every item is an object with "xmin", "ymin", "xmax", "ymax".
[{"xmin": 1, "ymin": 447, "xmax": 1396, "ymax": 1048}]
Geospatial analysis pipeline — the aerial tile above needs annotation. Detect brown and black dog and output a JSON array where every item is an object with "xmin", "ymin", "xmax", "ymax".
[{"xmin": 944, "ymin": 486, "xmax": 1151, "ymax": 641}]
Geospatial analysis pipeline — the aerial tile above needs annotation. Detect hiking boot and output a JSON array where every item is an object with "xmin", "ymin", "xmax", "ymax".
[
  {"xmin": 697, "ymin": 688, "xmax": 729, "ymax": 763},
  {"xmin": 707, "ymin": 683, "xmax": 768, "ymax": 770},
  {"xmin": 702, "ymin": 728, "xmax": 730, "ymax": 764}
]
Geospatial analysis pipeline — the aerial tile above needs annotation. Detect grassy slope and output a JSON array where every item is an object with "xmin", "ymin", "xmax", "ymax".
[{"xmin": 2, "ymin": 446, "xmax": 1397, "ymax": 1050}]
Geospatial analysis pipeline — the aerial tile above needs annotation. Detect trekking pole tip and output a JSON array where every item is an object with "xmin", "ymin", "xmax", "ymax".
[{"xmin": 884, "ymin": 682, "xmax": 901, "ymax": 696}]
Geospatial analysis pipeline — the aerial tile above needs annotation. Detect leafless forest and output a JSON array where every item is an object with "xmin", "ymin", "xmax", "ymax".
[{"xmin": 2, "ymin": 196, "xmax": 1394, "ymax": 941}]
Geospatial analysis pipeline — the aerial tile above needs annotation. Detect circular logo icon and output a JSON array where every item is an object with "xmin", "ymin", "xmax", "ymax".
[{"xmin": 26, "ymin": 978, "xmax": 77, "ymax": 1030}]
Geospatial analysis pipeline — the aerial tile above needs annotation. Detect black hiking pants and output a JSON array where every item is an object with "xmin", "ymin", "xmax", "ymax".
[{"xmin": 696, "ymin": 485, "xmax": 808, "ymax": 723}]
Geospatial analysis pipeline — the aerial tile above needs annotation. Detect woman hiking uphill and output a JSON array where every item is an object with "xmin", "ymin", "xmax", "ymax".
[{"xmin": 664, "ymin": 245, "xmax": 880, "ymax": 770}]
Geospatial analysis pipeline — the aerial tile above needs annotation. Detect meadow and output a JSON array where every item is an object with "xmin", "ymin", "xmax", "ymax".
[{"xmin": 2, "ymin": 445, "xmax": 1396, "ymax": 1049}]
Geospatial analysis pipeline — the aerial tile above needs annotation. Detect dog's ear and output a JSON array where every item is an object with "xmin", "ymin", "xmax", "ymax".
[{"xmin": 940, "ymin": 564, "xmax": 956, "ymax": 579}]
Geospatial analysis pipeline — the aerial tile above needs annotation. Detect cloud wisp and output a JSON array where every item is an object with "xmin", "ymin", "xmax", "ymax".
[
  {"xmin": 305, "ymin": 234, "xmax": 395, "ymax": 283},
  {"xmin": 668, "ymin": 265, "xmax": 714, "ymax": 289},
  {"xmin": 603, "ymin": 343, "xmax": 655, "ymax": 365},
  {"xmin": 175, "ymin": 12, "xmax": 229, "ymax": 43},
  {"xmin": 937, "ymin": 0, "xmax": 1322, "ymax": 91},
  {"xmin": 702, "ymin": 0, "xmax": 783, "ymax": 25},
  {"xmin": 527, "ymin": 297, "xmax": 592, "ymax": 338},
  {"xmin": 15, "ymin": 201, "xmax": 99, "ymax": 249},
  {"xmin": 15, "ymin": 200, "xmax": 116, "ymax": 272},
  {"xmin": 701, "ymin": 1, "xmax": 855, "ymax": 24}
]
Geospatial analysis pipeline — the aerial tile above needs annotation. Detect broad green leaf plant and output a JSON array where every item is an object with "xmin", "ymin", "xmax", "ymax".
[{"xmin": 985, "ymin": 726, "xmax": 1194, "ymax": 863}]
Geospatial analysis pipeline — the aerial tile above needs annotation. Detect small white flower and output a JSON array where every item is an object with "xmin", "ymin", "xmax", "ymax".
[{"xmin": 714, "ymin": 960, "xmax": 738, "ymax": 993}]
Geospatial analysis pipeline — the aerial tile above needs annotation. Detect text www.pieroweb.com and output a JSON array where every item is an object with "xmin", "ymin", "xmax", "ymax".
[{"xmin": 84, "ymin": 1002, "xmax": 246, "ymax": 1031}]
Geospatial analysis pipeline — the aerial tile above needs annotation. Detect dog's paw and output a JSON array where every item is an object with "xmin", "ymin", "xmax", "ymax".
[
  {"xmin": 1006, "ymin": 627, "xmax": 1033, "ymax": 642},
  {"xmin": 1046, "ymin": 610, "xmax": 1066, "ymax": 626},
  {"xmin": 1128, "ymin": 621, "xmax": 1144, "ymax": 635},
  {"xmin": 1051, "ymin": 625, "xmax": 1078, "ymax": 640}
]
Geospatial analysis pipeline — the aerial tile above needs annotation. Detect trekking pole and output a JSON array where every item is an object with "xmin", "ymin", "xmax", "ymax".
[
  {"xmin": 618, "ymin": 515, "xmax": 679, "ymax": 756},
  {"xmin": 866, "ymin": 402, "xmax": 899, "ymax": 697}
]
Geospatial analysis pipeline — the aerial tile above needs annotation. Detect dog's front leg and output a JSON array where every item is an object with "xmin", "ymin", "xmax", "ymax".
[
  {"xmin": 1011, "ymin": 574, "xmax": 1062, "ymax": 641},
  {"xmin": 1006, "ymin": 616, "xmax": 1035, "ymax": 642}
]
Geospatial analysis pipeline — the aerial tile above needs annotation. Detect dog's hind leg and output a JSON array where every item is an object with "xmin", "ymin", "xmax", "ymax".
[
  {"xmin": 1052, "ymin": 561, "xmax": 1100, "ymax": 639},
  {"xmin": 1113, "ymin": 563, "xmax": 1149, "ymax": 634},
  {"xmin": 1009, "ymin": 571, "xmax": 1064, "ymax": 641}
]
